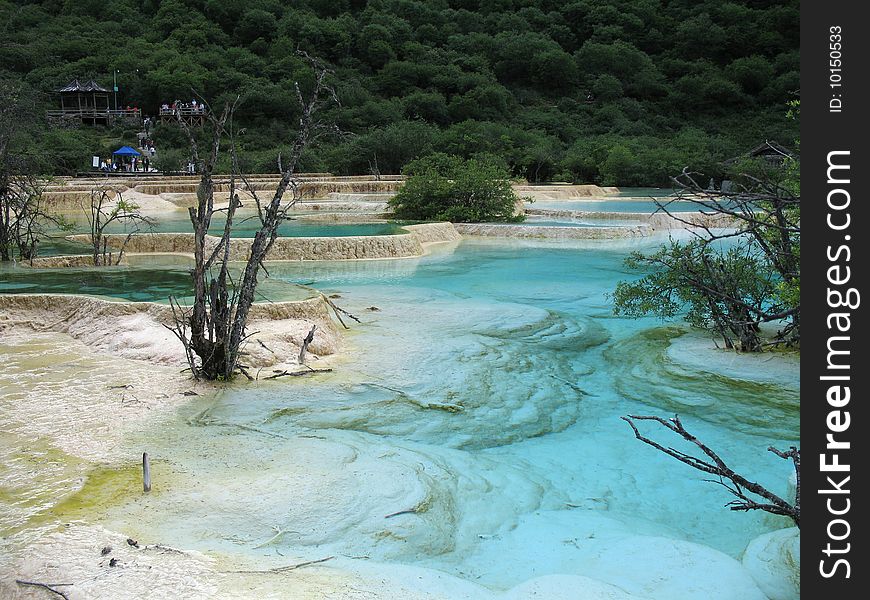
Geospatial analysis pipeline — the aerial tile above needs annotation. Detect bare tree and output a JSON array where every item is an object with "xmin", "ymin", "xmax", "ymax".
[
  {"xmin": 623, "ymin": 414, "xmax": 800, "ymax": 527},
  {"xmin": 167, "ymin": 52, "xmax": 340, "ymax": 380},
  {"xmin": 0, "ymin": 174, "xmax": 70, "ymax": 263},
  {"xmin": 82, "ymin": 188, "xmax": 152, "ymax": 266},
  {"xmin": 0, "ymin": 80, "xmax": 68, "ymax": 263},
  {"xmin": 368, "ymin": 153, "xmax": 381, "ymax": 181}
]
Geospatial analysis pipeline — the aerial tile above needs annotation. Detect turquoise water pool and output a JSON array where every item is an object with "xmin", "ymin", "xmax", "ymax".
[
  {"xmin": 99, "ymin": 214, "xmax": 405, "ymax": 238},
  {"xmin": 0, "ymin": 266, "xmax": 195, "ymax": 301},
  {"xmin": 523, "ymin": 218, "xmax": 644, "ymax": 227},
  {"xmin": 19, "ymin": 215, "xmax": 409, "ymax": 259},
  {"xmin": 526, "ymin": 187, "xmax": 725, "ymax": 214},
  {"xmin": 70, "ymin": 238, "xmax": 797, "ymax": 597},
  {"xmin": 528, "ymin": 199, "xmax": 716, "ymax": 213},
  {"xmin": 615, "ymin": 187, "xmax": 675, "ymax": 197},
  {"xmin": 0, "ymin": 256, "xmax": 313, "ymax": 302}
]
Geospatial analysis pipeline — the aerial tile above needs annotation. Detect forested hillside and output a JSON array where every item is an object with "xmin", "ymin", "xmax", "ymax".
[{"xmin": 0, "ymin": 0, "xmax": 799, "ymax": 184}]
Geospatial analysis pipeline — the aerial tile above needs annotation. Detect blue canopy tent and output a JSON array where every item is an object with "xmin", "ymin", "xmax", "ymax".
[
  {"xmin": 112, "ymin": 146, "xmax": 141, "ymax": 156},
  {"xmin": 111, "ymin": 145, "xmax": 143, "ymax": 172}
]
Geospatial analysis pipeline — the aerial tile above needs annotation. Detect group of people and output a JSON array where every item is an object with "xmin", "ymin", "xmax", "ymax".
[
  {"xmin": 97, "ymin": 127, "xmax": 157, "ymax": 173},
  {"xmin": 99, "ymin": 156, "xmax": 150, "ymax": 172},
  {"xmin": 159, "ymin": 99, "xmax": 206, "ymax": 114},
  {"xmin": 137, "ymin": 132, "xmax": 157, "ymax": 156}
]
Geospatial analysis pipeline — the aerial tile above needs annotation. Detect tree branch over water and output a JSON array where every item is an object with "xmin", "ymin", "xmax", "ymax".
[{"xmin": 622, "ymin": 414, "xmax": 800, "ymax": 527}]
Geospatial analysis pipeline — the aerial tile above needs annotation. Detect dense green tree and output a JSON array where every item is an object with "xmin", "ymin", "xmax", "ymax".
[
  {"xmin": 341, "ymin": 121, "xmax": 438, "ymax": 174},
  {"xmin": 0, "ymin": 0, "xmax": 798, "ymax": 181},
  {"xmin": 613, "ymin": 240, "xmax": 779, "ymax": 352},
  {"xmin": 402, "ymin": 91, "xmax": 450, "ymax": 125},
  {"xmin": 389, "ymin": 153, "xmax": 521, "ymax": 223}
]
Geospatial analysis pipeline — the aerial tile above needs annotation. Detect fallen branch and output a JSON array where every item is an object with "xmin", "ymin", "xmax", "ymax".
[
  {"xmin": 322, "ymin": 294, "xmax": 361, "ymax": 329},
  {"xmin": 201, "ymin": 420, "xmax": 290, "ymax": 439},
  {"xmin": 143, "ymin": 543, "xmax": 189, "ymax": 555},
  {"xmin": 15, "ymin": 580, "xmax": 72, "ymax": 600},
  {"xmin": 252, "ymin": 525, "xmax": 300, "ymax": 550},
  {"xmin": 238, "ymin": 364, "xmax": 255, "ymax": 381},
  {"xmin": 226, "ymin": 555, "xmax": 335, "ymax": 574},
  {"xmin": 549, "ymin": 374, "xmax": 595, "ymax": 397},
  {"xmin": 264, "ymin": 367, "xmax": 333, "ymax": 380},
  {"xmin": 384, "ymin": 508, "xmax": 419, "ymax": 519},
  {"xmin": 622, "ymin": 414, "xmax": 800, "ymax": 527}
]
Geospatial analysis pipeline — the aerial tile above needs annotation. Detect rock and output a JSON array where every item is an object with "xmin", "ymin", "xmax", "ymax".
[{"xmin": 742, "ymin": 527, "xmax": 800, "ymax": 600}]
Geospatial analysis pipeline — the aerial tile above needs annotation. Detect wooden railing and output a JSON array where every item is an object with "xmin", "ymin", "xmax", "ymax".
[
  {"xmin": 159, "ymin": 107, "xmax": 207, "ymax": 116},
  {"xmin": 47, "ymin": 108, "xmax": 142, "ymax": 118}
]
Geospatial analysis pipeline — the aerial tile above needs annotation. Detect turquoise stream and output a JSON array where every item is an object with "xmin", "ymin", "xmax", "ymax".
[{"xmin": 60, "ymin": 237, "xmax": 798, "ymax": 593}]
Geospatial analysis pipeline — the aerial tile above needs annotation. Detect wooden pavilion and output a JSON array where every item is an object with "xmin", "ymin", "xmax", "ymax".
[
  {"xmin": 724, "ymin": 141, "xmax": 797, "ymax": 167},
  {"xmin": 48, "ymin": 78, "xmax": 141, "ymax": 126}
]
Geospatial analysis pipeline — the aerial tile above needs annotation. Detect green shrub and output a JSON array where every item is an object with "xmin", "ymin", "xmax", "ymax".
[
  {"xmin": 389, "ymin": 153, "xmax": 522, "ymax": 223},
  {"xmin": 153, "ymin": 148, "xmax": 185, "ymax": 173}
]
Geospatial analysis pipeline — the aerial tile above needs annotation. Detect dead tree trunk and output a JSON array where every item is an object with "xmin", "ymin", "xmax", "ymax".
[{"xmin": 167, "ymin": 52, "xmax": 340, "ymax": 381}]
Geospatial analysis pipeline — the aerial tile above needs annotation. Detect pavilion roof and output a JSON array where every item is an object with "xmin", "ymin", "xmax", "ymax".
[{"xmin": 56, "ymin": 78, "xmax": 110, "ymax": 93}]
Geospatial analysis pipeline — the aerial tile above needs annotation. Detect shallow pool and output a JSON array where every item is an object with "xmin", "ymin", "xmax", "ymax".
[
  {"xmin": 103, "ymin": 214, "xmax": 406, "ymax": 238},
  {"xmin": 0, "ymin": 258, "xmax": 313, "ymax": 303},
  {"xmin": 528, "ymin": 199, "xmax": 717, "ymax": 213},
  {"xmin": 614, "ymin": 187, "xmax": 675, "ymax": 197},
  {"xmin": 52, "ymin": 238, "xmax": 798, "ymax": 597},
  {"xmin": 523, "ymin": 218, "xmax": 644, "ymax": 228}
]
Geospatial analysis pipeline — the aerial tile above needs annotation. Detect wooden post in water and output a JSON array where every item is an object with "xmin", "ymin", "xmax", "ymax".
[{"xmin": 142, "ymin": 452, "xmax": 151, "ymax": 493}]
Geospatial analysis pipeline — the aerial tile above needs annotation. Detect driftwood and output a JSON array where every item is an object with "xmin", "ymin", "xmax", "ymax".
[
  {"xmin": 226, "ymin": 556, "xmax": 335, "ymax": 574},
  {"xmin": 321, "ymin": 294, "xmax": 361, "ymax": 329},
  {"xmin": 264, "ymin": 367, "xmax": 333, "ymax": 380},
  {"xmin": 623, "ymin": 414, "xmax": 800, "ymax": 527},
  {"xmin": 142, "ymin": 452, "xmax": 151, "ymax": 493},
  {"xmin": 237, "ymin": 364, "xmax": 255, "ymax": 381},
  {"xmin": 384, "ymin": 508, "xmax": 419, "ymax": 519},
  {"xmin": 252, "ymin": 525, "xmax": 299, "ymax": 550},
  {"xmin": 15, "ymin": 580, "xmax": 72, "ymax": 600},
  {"xmin": 298, "ymin": 325, "xmax": 316, "ymax": 365},
  {"xmin": 142, "ymin": 543, "xmax": 188, "ymax": 555},
  {"xmin": 549, "ymin": 374, "xmax": 595, "ymax": 397}
]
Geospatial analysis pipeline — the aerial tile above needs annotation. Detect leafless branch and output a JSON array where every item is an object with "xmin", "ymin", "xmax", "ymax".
[
  {"xmin": 15, "ymin": 580, "xmax": 71, "ymax": 600},
  {"xmin": 622, "ymin": 414, "xmax": 799, "ymax": 526}
]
